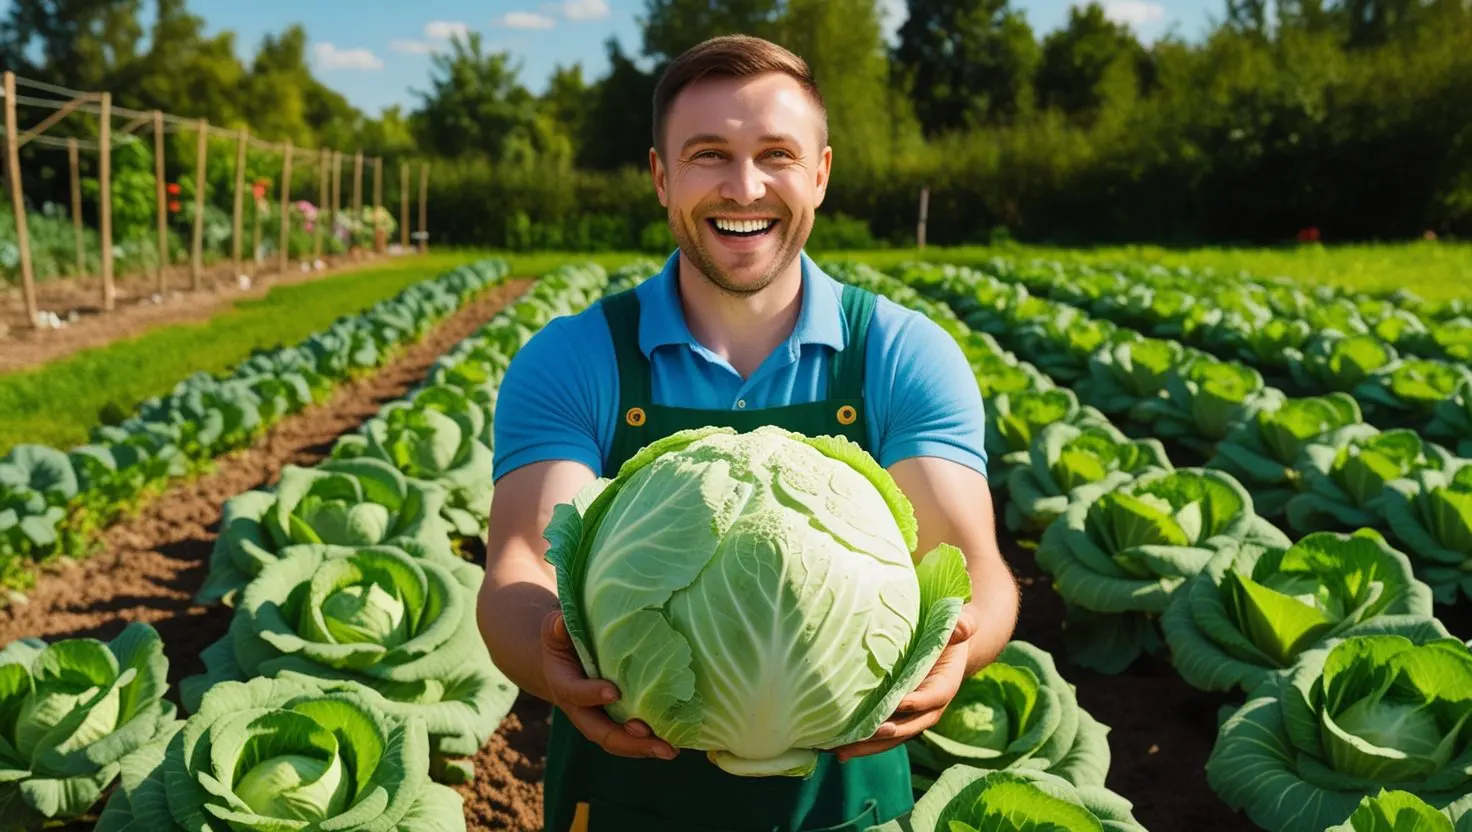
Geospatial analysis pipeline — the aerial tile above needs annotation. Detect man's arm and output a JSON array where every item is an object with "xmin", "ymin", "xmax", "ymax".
[
  {"xmin": 477, "ymin": 459, "xmax": 680, "ymax": 760},
  {"xmin": 833, "ymin": 456, "xmax": 1018, "ymax": 762}
]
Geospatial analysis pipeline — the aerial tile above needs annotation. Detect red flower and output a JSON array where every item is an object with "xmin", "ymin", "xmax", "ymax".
[
  {"xmin": 252, "ymin": 183, "xmax": 267, "ymax": 200},
  {"xmin": 166, "ymin": 182, "xmax": 181, "ymax": 196},
  {"xmin": 1297, "ymin": 227, "xmax": 1321, "ymax": 243},
  {"xmin": 168, "ymin": 200, "xmax": 181, "ymax": 213}
]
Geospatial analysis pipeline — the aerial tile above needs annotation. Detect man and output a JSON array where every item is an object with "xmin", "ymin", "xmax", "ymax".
[{"xmin": 477, "ymin": 34, "xmax": 1018, "ymax": 832}]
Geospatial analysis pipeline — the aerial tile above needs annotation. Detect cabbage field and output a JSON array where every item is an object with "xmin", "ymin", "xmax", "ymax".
[{"xmin": 0, "ymin": 250, "xmax": 1469, "ymax": 831}]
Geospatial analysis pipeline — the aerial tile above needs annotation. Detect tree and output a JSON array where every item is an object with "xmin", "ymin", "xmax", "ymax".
[
  {"xmin": 408, "ymin": 32, "xmax": 548, "ymax": 162},
  {"xmin": 892, "ymin": 0, "xmax": 1042, "ymax": 136},
  {"xmin": 577, "ymin": 38, "xmax": 658, "ymax": 170},
  {"xmin": 639, "ymin": 0, "xmax": 785, "ymax": 65},
  {"xmin": 541, "ymin": 64, "xmax": 594, "ymax": 158},
  {"xmin": 1034, "ymin": 3, "xmax": 1146, "ymax": 126}
]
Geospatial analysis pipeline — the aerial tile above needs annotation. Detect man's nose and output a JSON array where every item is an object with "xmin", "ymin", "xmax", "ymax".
[{"xmin": 720, "ymin": 159, "xmax": 767, "ymax": 205}]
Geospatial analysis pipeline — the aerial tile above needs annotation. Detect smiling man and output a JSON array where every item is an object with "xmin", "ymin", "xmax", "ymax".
[{"xmin": 477, "ymin": 34, "xmax": 1018, "ymax": 832}]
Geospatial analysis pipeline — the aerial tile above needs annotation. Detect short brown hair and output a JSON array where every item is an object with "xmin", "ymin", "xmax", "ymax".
[{"xmin": 651, "ymin": 35, "xmax": 827, "ymax": 157}]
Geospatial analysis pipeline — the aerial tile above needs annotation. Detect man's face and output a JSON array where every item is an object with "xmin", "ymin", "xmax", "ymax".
[{"xmin": 651, "ymin": 72, "xmax": 831, "ymax": 296}]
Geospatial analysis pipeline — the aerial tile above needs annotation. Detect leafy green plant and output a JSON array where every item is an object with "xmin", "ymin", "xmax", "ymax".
[
  {"xmin": 1207, "ymin": 393, "xmax": 1366, "ymax": 517},
  {"xmin": 0, "ymin": 622, "xmax": 179, "ymax": 831},
  {"xmin": 1034, "ymin": 467, "xmax": 1291, "ymax": 673},
  {"xmin": 1355, "ymin": 359, "xmax": 1472, "ymax": 428},
  {"xmin": 1285, "ymin": 334, "xmax": 1399, "ymax": 396},
  {"xmin": 183, "ymin": 543, "xmax": 514, "ymax": 784},
  {"xmin": 1426, "ymin": 379, "xmax": 1472, "ymax": 458},
  {"xmin": 95, "ymin": 673, "xmax": 467, "ymax": 832},
  {"xmin": 1130, "ymin": 357, "xmax": 1287, "ymax": 453},
  {"xmin": 1077, "ymin": 338, "xmax": 1202, "ymax": 419},
  {"xmin": 906, "ymin": 640, "xmax": 1113, "ymax": 790},
  {"xmin": 1325, "ymin": 789, "xmax": 1472, "ymax": 831},
  {"xmin": 196, "ymin": 458, "xmax": 456, "ymax": 606},
  {"xmin": 544, "ymin": 425, "xmax": 972, "ymax": 777},
  {"xmin": 867, "ymin": 765, "xmax": 1147, "ymax": 832},
  {"xmin": 1004, "ymin": 422, "xmax": 1172, "ymax": 533},
  {"xmin": 1382, "ymin": 464, "xmax": 1472, "ymax": 604},
  {"xmin": 1161, "ymin": 529, "xmax": 1436, "ymax": 694},
  {"xmin": 984, "ymin": 388, "xmax": 1111, "ymax": 485},
  {"xmin": 1205, "ymin": 626, "xmax": 1472, "ymax": 832},
  {"xmin": 1284, "ymin": 427, "xmax": 1453, "ymax": 534}
]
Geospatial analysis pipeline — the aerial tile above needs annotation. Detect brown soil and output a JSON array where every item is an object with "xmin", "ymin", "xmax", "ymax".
[
  {"xmin": 0, "ymin": 251, "xmax": 404, "ymax": 374},
  {"xmin": 0, "ymin": 276, "xmax": 529, "ymax": 694},
  {"xmin": 1005, "ymin": 533, "xmax": 1258, "ymax": 832},
  {"xmin": 455, "ymin": 695, "xmax": 552, "ymax": 831}
]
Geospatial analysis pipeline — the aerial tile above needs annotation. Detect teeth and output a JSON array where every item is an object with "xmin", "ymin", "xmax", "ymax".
[{"xmin": 714, "ymin": 218, "xmax": 774, "ymax": 234}]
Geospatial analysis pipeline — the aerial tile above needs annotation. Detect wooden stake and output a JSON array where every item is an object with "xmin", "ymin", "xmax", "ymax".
[
  {"xmin": 99, "ymin": 91, "xmax": 113, "ymax": 311},
  {"xmin": 278, "ymin": 141, "xmax": 293, "ymax": 274},
  {"xmin": 917, "ymin": 185, "xmax": 929, "ymax": 249},
  {"xmin": 417, "ymin": 162, "xmax": 428, "ymax": 253},
  {"xmin": 315, "ymin": 148, "xmax": 327, "ymax": 260},
  {"xmin": 372, "ymin": 156, "xmax": 383, "ymax": 252},
  {"xmin": 400, "ymin": 161, "xmax": 409, "ymax": 249},
  {"xmin": 191, "ymin": 118, "xmax": 207, "ymax": 290},
  {"xmin": 352, "ymin": 150, "xmax": 363, "ymax": 216},
  {"xmin": 330, "ymin": 151, "xmax": 341, "ymax": 245},
  {"xmin": 232, "ymin": 127, "xmax": 247, "ymax": 275},
  {"xmin": 3, "ymin": 71, "xmax": 38, "ymax": 329},
  {"xmin": 154, "ymin": 110, "xmax": 166, "ymax": 292},
  {"xmin": 69, "ymin": 138, "xmax": 83, "ymax": 276}
]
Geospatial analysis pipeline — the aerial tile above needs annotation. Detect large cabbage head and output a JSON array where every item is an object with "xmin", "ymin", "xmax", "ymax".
[
  {"xmin": 1356, "ymin": 359, "xmax": 1472, "ymax": 427},
  {"xmin": 1004, "ymin": 422, "xmax": 1171, "ymax": 533},
  {"xmin": 868, "ymin": 765, "xmax": 1147, "ymax": 832},
  {"xmin": 1286, "ymin": 427, "xmax": 1452, "ymax": 534},
  {"xmin": 95, "ymin": 673, "xmax": 466, "ymax": 832},
  {"xmin": 543, "ymin": 425, "xmax": 972, "ymax": 777},
  {"xmin": 1206, "ymin": 625, "xmax": 1472, "ymax": 832},
  {"xmin": 1382, "ymin": 464, "xmax": 1472, "ymax": 605},
  {"xmin": 1286, "ymin": 333, "xmax": 1398, "ymax": 395},
  {"xmin": 1162, "ymin": 528, "xmax": 1435, "ymax": 694},
  {"xmin": 1207, "ymin": 393, "xmax": 1363, "ymax": 517},
  {"xmin": 0, "ymin": 622, "xmax": 179, "ymax": 829}
]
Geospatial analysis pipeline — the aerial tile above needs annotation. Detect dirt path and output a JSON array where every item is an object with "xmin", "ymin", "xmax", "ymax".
[{"xmin": 0, "ymin": 252, "xmax": 411, "ymax": 374}]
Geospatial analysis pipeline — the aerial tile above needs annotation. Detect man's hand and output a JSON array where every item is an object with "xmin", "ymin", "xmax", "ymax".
[
  {"xmin": 541, "ymin": 610, "xmax": 679, "ymax": 761},
  {"xmin": 831, "ymin": 608, "xmax": 978, "ymax": 763}
]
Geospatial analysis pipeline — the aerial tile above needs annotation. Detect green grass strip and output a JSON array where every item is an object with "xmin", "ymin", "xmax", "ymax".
[{"xmin": 0, "ymin": 252, "xmax": 488, "ymax": 455}]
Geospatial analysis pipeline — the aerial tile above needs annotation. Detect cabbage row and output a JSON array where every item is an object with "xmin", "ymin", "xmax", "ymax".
[
  {"xmin": 0, "ymin": 259, "xmax": 511, "ymax": 600},
  {"xmin": 853, "ymin": 258, "xmax": 1472, "ymax": 831},
  {"xmin": 0, "ymin": 261, "xmax": 657, "ymax": 831},
  {"xmin": 884, "ymin": 260, "xmax": 1472, "ymax": 608}
]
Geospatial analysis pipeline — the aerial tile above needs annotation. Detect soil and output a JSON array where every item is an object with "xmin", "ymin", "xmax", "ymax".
[
  {"xmin": 0, "ymin": 251, "xmax": 401, "ymax": 374},
  {"xmin": 0, "ymin": 277, "xmax": 533, "ymax": 830}
]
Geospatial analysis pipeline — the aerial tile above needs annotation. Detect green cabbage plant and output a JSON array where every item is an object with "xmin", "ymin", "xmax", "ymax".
[
  {"xmin": 196, "ymin": 457, "xmax": 455, "ymax": 606},
  {"xmin": 1285, "ymin": 333, "xmax": 1398, "ymax": 396},
  {"xmin": 95, "ymin": 673, "xmax": 467, "ymax": 832},
  {"xmin": 1285, "ymin": 427, "xmax": 1453, "ymax": 534},
  {"xmin": 1206, "ymin": 393, "xmax": 1366, "ymax": 518},
  {"xmin": 1034, "ymin": 467, "xmax": 1291, "ymax": 673},
  {"xmin": 331, "ymin": 384, "xmax": 494, "ymax": 538},
  {"xmin": 1326, "ymin": 789, "xmax": 1472, "ymax": 831},
  {"xmin": 1205, "ymin": 626, "xmax": 1472, "ymax": 832},
  {"xmin": 1427, "ymin": 379, "xmax": 1472, "ymax": 459},
  {"xmin": 984, "ymin": 389, "xmax": 1110, "ymax": 486},
  {"xmin": 544, "ymin": 425, "xmax": 973, "ymax": 777},
  {"xmin": 1077, "ymin": 338, "xmax": 1201, "ymax": 417},
  {"xmin": 866, "ymin": 765, "xmax": 1147, "ymax": 832},
  {"xmin": 182, "ymin": 543, "xmax": 514, "ymax": 783},
  {"xmin": 906, "ymin": 640, "xmax": 1112, "ymax": 790},
  {"xmin": 1355, "ymin": 360, "xmax": 1472, "ymax": 428},
  {"xmin": 1004, "ymin": 422, "xmax": 1172, "ymax": 534},
  {"xmin": 1129, "ymin": 358, "xmax": 1287, "ymax": 453},
  {"xmin": 1161, "ymin": 528, "xmax": 1436, "ymax": 694},
  {"xmin": 0, "ymin": 622, "xmax": 178, "ymax": 830},
  {"xmin": 1382, "ymin": 464, "xmax": 1472, "ymax": 604},
  {"xmin": 1007, "ymin": 306, "xmax": 1134, "ymax": 384}
]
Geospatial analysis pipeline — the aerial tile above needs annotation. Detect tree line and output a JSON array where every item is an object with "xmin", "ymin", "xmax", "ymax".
[{"xmin": 3, "ymin": 0, "xmax": 1471, "ymax": 258}]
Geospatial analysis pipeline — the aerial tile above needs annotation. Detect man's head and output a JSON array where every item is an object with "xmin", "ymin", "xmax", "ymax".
[{"xmin": 650, "ymin": 35, "xmax": 831, "ymax": 297}]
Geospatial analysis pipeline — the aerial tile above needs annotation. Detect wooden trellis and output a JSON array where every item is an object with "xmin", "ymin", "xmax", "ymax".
[{"xmin": 1, "ymin": 70, "xmax": 432, "ymax": 330}]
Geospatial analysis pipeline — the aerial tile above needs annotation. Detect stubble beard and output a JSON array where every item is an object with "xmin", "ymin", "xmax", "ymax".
[{"xmin": 669, "ymin": 209, "xmax": 809, "ymax": 298}]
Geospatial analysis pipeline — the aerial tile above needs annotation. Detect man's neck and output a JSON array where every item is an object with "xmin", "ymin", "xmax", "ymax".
[{"xmin": 677, "ymin": 254, "xmax": 804, "ymax": 380}]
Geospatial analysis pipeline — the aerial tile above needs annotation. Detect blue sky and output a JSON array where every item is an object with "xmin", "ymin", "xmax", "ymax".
[{"xmin": 16, "ymin": 0, "xmax": 1226, "ymax": 115}]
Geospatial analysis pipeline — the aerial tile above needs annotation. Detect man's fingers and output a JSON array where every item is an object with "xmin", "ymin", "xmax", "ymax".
[
  {"xmin": 894, "ymin": 646, "xmax": 967, "ymax": 715},
  {"xmin": 834, "ymin": 735, "xmax": 906, "ymax": 763},
  {"xmin": 565, "ymin": 704, "xmax": 677, "ymax": 759}
]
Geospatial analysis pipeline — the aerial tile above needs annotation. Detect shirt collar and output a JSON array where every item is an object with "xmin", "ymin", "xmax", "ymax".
[{"xmin": 635, "ymin": 250, "xmax": 847, "ymax": 359}]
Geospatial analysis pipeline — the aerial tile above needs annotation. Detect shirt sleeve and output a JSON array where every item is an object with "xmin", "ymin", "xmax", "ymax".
[
  {"xmin": 865, "ymin": 301, "xmax": 990, "ymax": 477},
  {"xmin": 491, "ymin": 311, "xmax": 619, "ymax": 482}
]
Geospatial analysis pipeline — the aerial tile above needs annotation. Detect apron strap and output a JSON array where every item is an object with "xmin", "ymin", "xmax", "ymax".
[
  {"xmin": 830, "ymin": 283, "xmax": 877, "ymax": 400},
  {"xmin": 601, "ymin": 288, "xmax": 652, "ymax": 410}
]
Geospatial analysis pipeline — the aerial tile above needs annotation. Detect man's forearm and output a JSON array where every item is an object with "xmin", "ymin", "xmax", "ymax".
[
  {"xmin": 961, "ymin": 555, "xmax": 1019, "ymax": 677},
  {"xmin": 477, "ymin": 552, "xmax": 563, "ymax": 703}
]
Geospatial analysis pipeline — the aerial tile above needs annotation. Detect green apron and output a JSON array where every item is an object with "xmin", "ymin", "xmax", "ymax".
[{"xmin": 541, "ymin": 281, "xmax": 915, "ymax": 832}]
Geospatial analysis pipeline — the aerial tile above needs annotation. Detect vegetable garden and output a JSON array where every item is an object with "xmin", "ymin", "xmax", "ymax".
[{"xmin": 0, "ymin": 250, "xmax": 1469, "ymax": 831}]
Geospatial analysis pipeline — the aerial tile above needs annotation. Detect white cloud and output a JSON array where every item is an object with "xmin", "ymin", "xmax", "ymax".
[
  {"xmin": 876, "ymin": 0, "xmax": 907, "ymax": 43},
  {"xmin": 390, "ymin": 39, "xmax": 437, "ymax": 54},
  {"xmin": 424, "ymin": 20, "xmax": 471, "ymax": 40},
  {"xmin": 1102, "ymin": 0, "xmax": 1167, "ymax": 26},
  {"xmin": 314, "ymin": 43, "xmax": 384, "ymax": 71},
  {"xmin": 557, "ymin": 0, "xmax": 610, "ymax": 20},
  {"xmin": 498, "ymin": 11, "xmax": 557, "ymax": 29}
]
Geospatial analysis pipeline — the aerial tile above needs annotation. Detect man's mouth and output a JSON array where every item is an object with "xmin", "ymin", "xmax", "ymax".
[{"xmin": 707, "ymin": 217, "xmax": 778, "ymax": 238}]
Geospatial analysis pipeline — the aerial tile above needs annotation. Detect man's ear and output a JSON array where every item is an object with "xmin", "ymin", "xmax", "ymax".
[
  {"xmin": 650, "ymin": 147, "xmax": 668, "ymax": 206},
  {"xmin": 814, "ymin": 145, "xmax": 832, "ymax": 208}
]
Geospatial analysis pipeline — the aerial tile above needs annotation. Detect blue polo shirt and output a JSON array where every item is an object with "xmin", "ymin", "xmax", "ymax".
[{"xmin": 491, "ymin": 251, "xmax": 988, "ymax": 481}]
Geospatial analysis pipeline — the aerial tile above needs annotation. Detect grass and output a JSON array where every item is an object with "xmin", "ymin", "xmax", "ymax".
[{"xmin": 0, "ymin": 251, "xmax": 491, "ymax": 456}]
